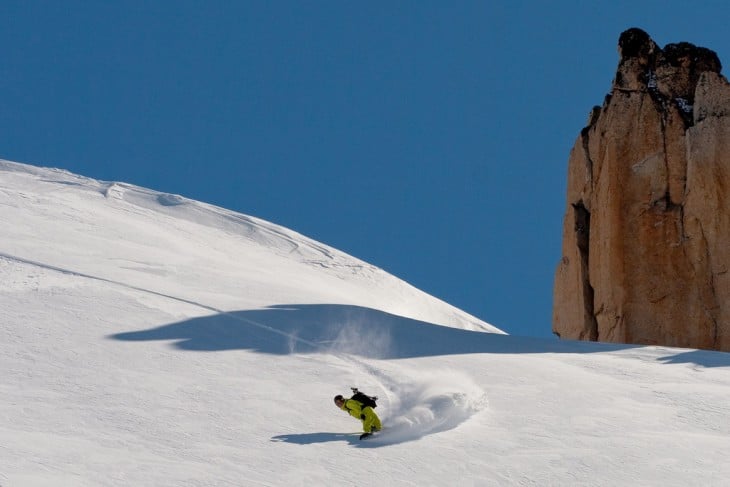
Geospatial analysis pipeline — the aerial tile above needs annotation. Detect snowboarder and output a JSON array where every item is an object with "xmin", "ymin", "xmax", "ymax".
[{"xmin": 334, "ymin": 388, "xmax": 382, "ymax": 440}]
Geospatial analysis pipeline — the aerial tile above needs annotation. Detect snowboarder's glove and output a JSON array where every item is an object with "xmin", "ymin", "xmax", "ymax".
[
  {"xmin": 360, "ymin": 414, "xmax": 366, "ymax": 420},
  {"xmin": 359, "ymin": 432, "xmax": 372, "ymax": 440}
]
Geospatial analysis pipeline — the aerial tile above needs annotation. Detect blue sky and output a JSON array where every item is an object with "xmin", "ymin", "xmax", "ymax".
[{"xmin": 2, "ymin": 1, "xmax": 728, "ymax": 338}]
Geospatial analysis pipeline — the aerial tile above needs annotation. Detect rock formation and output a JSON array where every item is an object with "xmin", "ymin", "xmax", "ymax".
[{"xmin": 553, "ymin": 28, "xmax": 730, "ymax": 351}]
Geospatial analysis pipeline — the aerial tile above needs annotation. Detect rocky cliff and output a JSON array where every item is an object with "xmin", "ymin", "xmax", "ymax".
[{"xmin": 553, "ymin": 28, "xmax": 730, "ymax": 351}]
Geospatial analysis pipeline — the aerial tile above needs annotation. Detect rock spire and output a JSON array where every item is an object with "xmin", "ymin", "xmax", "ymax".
[{"xmin": 553, "ymin": 28, "xmax": 730, "ymax": 350}]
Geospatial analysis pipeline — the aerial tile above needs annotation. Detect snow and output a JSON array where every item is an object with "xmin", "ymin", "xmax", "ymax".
[
  {"xmin": 676, "ymin": 97, "xmax": 693, "ymax": 114},
  {"xmin": 2, "ymin": 158, "xmax": 730, "ymax": 486}
]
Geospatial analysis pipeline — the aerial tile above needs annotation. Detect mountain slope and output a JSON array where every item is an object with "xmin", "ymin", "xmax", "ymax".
[{"xmin": 2, "ymin": 159, "xmax": 730, "ymax": 486}]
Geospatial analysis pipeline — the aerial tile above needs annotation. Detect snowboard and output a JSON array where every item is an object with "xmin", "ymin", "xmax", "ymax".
[{"xmin": 359, "ymin": 428, "xmax": 383, "ymax": 440}]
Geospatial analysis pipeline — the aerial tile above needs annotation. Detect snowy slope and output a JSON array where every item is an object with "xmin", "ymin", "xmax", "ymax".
[{"xmin": 2, "ymin": 159, "xmax": 730, "ymax": 487}]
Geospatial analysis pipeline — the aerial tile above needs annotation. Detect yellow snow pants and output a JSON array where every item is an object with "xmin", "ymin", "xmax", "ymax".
[{"xmin": 361, "ymin": 406, "xmax": 382, "ymax": 433}]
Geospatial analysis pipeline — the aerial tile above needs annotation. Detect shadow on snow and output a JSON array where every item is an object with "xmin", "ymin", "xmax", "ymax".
[
  {"xmin": 271, "ymin": 432, "xmax": 361, "ymax": 447},
  {"xmin": 271, "ymin": 431, "xmax": 401, "ymax": 449},
  {"xmin": 108, "ymin": 304, "xmax": 730, "ymax": 367}
]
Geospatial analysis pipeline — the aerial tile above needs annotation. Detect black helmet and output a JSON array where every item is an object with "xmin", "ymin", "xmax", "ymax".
[{"xmin": 333, "ymin": 394, "xmax": 344, "ymax": 404}]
